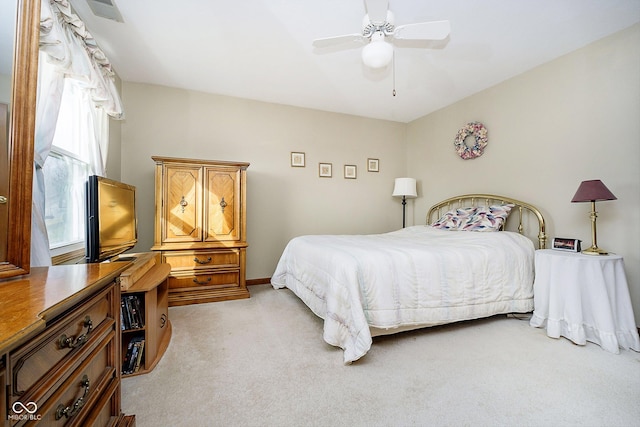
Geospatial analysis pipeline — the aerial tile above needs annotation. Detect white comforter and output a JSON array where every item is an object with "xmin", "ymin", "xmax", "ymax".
[{"xmin": 271, "ymin": 226, "xmax": 535, "ymax": 364}]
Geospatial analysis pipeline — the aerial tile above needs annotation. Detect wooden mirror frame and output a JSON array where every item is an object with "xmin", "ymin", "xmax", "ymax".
[{"xmin": 0, "ymin": 0, "xmax": 39, "ymax": 279}]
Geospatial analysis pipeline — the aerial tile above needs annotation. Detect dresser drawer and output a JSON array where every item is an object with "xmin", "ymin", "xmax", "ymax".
[
  {"xmin": 9, "ymin": 285, "xmax": 115, "ymax": 406},
  {"xmin": 81, "ymin": 376, "xmax": 121, "ymax": 427},
  {"xmin": 163, "ymin": 250, "xmax": 239, "ymax": 270},
  {"xmin": 168, "ymin": 270, "xmax": 240, "ymax": 291},
  {"xmin": 25, "ymin": 332, "xmax": 117, "ymax": 427}
]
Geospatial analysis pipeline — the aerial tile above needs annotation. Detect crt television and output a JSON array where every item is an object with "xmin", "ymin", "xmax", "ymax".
[{"xmin": 85, "ymin": 175, "xmax": 138, "ymax": 263}]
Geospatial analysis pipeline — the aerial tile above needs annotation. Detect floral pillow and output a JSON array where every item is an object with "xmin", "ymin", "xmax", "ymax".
[
  {"xmin": 430, "ymin": 207, "xmax": 477, "ymax": 230},
  {"xmin": 462, "ymin": 204, "xmax": 515, "ymax": 232}
]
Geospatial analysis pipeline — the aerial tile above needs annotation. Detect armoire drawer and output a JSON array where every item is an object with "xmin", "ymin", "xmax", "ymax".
[
  {"xmin": 9, "ymin": 285, "xmax": 115, "ymax": 403},
  {"xmin": 167, "ymin": 270, "xmax": 240, "ymax": 291},
  {"xmin": 163, "ymin": 250, "xmax": 239, "ymax": 271}
]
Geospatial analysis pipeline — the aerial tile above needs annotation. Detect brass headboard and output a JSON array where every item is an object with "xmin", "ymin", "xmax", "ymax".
[{"xmin": 426, "ymin": 194, "xmax": 547, "ymax": 249}]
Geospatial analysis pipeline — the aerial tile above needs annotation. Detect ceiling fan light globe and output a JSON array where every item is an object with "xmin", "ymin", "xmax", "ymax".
[{"xmin": 361, "ymin": 39, "xmax": 393, "ymax": 69}]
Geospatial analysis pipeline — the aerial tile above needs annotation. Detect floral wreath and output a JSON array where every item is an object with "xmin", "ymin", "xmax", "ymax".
[{"xmin": 454, "ymin": 122, "xmax": 488, "ymax": 160}]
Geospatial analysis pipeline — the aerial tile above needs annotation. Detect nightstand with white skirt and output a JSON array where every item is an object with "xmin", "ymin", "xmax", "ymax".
[{"xmin": 529, "ymin": 249, "xmax": 640, "ymax": 353}]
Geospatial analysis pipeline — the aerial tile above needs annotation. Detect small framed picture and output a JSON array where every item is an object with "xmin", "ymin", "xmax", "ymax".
[
  {"xmin": 552, "ymin": 237, "xmax": 581, "ymax": 252},
  {"xmin": 319, "ymin": 162, "xmax": 332, "ymax": 178},
  {"xmin": 291, "ymin": 152, "xmax": 305, "ymax": 167},
  {"xmin": 344, "ymin": 165, "xmax": 357, "ymax": 179},
  {"xmin": 367, "ymin": 158, "xmax": 379, "ymax": 172}
]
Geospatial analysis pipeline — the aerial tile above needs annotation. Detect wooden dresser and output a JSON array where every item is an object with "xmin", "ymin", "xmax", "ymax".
[
  {"xmin": 151, "ymin": 156, "xmax": 250, "ymax": 306},
  {"xmin": 0, "ymin": 263, "xmax": 135, "ymax": 426}
]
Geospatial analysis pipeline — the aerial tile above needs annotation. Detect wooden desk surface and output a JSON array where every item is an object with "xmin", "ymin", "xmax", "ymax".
[{"xmin": 0, "ymin": 262, "xmax": 131, "ymax": 352}]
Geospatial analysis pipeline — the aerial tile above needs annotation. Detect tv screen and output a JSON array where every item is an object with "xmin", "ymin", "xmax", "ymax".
[{"xmin": 86, "ymin": 175, "xmax": 138, "ymax": 263}]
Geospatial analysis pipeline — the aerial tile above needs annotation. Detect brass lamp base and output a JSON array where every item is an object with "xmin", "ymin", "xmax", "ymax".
[
  {"xmin": 582, "ymin": 246, "xmax": 609, "ymax": 256},
  {"xmin": 581, "ymin": 201, "xmax": 609, "ymax": 256}
]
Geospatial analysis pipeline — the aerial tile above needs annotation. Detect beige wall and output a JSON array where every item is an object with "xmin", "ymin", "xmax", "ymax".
[
  {"xmin": 406, "ymin": 24, "xmax": 640, "ymax": 324},
  {"xmin": 119, "ymin": 85, "xmax": 406, "ymax": 279},
  {"xmin": 0, "ymin": 73, "xmax": 10, "ymax": 103},
  {"xmin": 105, "ymin": 75, "xmax": 123, "ymax": 180}
]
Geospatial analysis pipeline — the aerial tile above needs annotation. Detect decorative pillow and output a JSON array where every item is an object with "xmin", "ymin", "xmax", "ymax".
[
  {"xmin": 430, "ymin": 207, "xmax": 477, "ymax": 230},
  {"xmin": 462, "ymin": 204, "xmax": 515, "ymax": 232}
]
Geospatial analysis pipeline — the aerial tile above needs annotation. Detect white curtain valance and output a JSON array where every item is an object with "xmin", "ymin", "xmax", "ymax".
[{"xmin": 39, "ymin": 0, "xmax": 124, "ymax": 119}]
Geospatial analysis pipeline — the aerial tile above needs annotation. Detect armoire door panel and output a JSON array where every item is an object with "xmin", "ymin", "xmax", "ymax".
[
  {"xmin": 204, "ymin": 169, "xmax": 240, "ymax": 242},
  {"xmin": 163, "ymin": 166, "xmax": 202, "ymax": 243}
]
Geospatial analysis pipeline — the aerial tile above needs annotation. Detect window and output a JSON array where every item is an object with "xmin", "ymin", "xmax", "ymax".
[
  {"xmin": 43, "ymin": 78, "xmax": 109, "ymax": 261},
  {"xmin": 42, "ymin": 147, "xmax": 90, "ymax": 255}
]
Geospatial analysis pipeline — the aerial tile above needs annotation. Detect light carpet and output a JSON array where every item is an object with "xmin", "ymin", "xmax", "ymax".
[{"xmin": 122, "ymin": 284, "xmax": 640, "ymax": 427}]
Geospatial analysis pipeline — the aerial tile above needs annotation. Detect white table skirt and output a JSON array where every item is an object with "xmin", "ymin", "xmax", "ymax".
[{"xmin": 530, "ymin": 249, "xmax": 640, "ymax": 353}]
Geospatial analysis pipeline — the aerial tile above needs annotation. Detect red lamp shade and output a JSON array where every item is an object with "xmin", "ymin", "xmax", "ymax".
[{"xmin": 571, "ymin": 180, "xmax": 617, "ymax": 203}]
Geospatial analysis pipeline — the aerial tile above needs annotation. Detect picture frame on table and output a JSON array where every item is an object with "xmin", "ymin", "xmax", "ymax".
[
  {"xmin": 367, "ymin": 158, "xmax": 379, "ymax": 172},
  {"xmin": 344, "ymin": 165, "xmax": 357, "ymax": 179},
  {"xmin": 319, "ymin": 162, "xmax": 332, "ymax": 178},
  {"xmin": 291, "ymin": 152, "xmax": 305, "ymax": 167},
  {"xmin": 552, "ymin": 237, "xmax": 581, "ymax": 252}
]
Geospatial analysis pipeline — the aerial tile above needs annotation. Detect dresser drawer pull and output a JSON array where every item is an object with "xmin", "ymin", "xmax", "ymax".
[
  {"xmin": 192, "ymin": 277, "xmax": 212, "ymax": 285},
  {"xmin": 193, "ymin": 256, "xmax": 212, "ymax": 265},
  {"xmin": 55, "ymin": 375, "xmax": 90, "ymax": 420},
  {"xmin": 58, "ymin": 316, "xmax": 93, "ymax": 349}
]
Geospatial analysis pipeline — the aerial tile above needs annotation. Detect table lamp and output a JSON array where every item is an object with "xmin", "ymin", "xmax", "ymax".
[
  {"xmin": 571, "ymin": 179, "xmax": 617, "ymax": 255},
  {"xmin": 392, "ymin": 178, "xmax": 417, "ymax": 228}
]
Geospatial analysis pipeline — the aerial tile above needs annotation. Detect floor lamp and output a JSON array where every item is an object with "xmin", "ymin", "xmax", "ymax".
[
  {"xmin": 392, "ymin": 178, "xmax": 417, "ymax": 228},
  {"xmin": 571, "ymin": 179, "xmax": 617, "ymax": 255}
]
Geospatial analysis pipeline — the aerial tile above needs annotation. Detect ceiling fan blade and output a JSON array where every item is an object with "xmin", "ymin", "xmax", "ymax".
[
  {"xmin": 364, "ymin": 0, "xmax": 388, "ymax": 24},
  {"xmin": 393, "ymin": 20, "xmax": 451, "ymax": 41},
  {"xmin": 312, "ymin": 34, "xmax": 367, "ymax": 49}
]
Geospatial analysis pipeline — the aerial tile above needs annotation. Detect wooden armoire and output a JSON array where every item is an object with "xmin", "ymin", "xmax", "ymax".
[{"xmin": 151, "ymin": 156, "xmax": 250, "ymax": 306}]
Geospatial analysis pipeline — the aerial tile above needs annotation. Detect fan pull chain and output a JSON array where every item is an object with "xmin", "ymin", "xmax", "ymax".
[{"xmin": 392, "ymin": 52, "xmax": 396, "ymax": 96}]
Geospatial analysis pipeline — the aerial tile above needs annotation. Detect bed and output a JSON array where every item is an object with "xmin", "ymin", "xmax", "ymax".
[{"xmin": 271, "ymin": 194, "xmax": 547, "ymax": 364}]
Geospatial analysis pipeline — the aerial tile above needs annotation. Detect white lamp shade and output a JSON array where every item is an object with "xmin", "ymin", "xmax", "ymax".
[
  {"xmin": 392, "ymin": 178, "xmax": 417, "ymax": 198},
  {"xmin": 361, "ymin": 33, "xmax": 393, "ymax": 69}
]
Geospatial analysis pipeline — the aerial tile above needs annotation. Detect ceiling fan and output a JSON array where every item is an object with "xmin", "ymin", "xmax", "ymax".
[{"xmin": 312, "ymin": 0, "xmax": 450, "ymax": 69}]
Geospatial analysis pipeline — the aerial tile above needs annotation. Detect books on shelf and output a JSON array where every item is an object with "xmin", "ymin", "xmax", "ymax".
[
  {"xmin": 121, "ymin": 294, "xmax": 145, "ymax": 330},
  {"xmin": 122, "ymin": 336, "xmax": 146, "ymax": 375}
]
